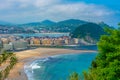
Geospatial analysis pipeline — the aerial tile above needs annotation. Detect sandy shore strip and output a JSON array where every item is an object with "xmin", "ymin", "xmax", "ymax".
[{"xmin": 6, "ymin": 48, "xmax": 97, "ymax": 80}]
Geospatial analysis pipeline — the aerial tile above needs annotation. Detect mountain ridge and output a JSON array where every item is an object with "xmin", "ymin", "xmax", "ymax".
[
  {"xmin": 0, "ymin": 20, "xmax": 13, "ymax": 26},
  {"xmin": 0, "ymin": 19, "xmax": 114, "ymax": 34}
]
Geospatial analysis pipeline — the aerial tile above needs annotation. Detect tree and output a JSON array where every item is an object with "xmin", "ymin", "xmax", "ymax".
[
  {"xmin": 10, "ymin": 56, "xmax": 18, "ymax": 68},
  {"xmin": 118, "ymin": 23, "xmax": 120, "ymax": 30},
  {"xmin": 68, "ymin": 25, "xmax": 120, "ymax": 80},
  {"xmin": 68, "ymin": 72, "xmax": 81, "ymax": 80},
  {"xmin": 0, "ymin": 71, "xmax": 2, "ymax": 80},
  {"xmin": 0, "ymin": 51, "xmax": 18, "ymax": 80},
  {"xmin": 84, "ymin": 28, "xmax": 120, "ymax": 80}
]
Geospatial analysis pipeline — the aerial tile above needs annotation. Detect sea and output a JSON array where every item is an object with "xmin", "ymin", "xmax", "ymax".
[
  {"xmin": 0, "ymin": 33, "xmax": 70, "ymax": 38},
  {"xmin": 24, "ymin": 46, "xmax": 97, "ymax": 80},
  {"xmin": 13, "ymin": 33, "xmax": 70, "ymax": 38}
]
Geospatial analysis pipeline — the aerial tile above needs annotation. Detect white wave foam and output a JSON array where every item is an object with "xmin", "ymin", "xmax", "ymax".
[
  {"xmin": 31, "ymin": 63, "xmax": 41, "ymax": 69},
  {"xmin": 24, "ymin": 56, "xmax": 62, "ymax": 80},
  {"xmin": 24, "ymin": 61, "xmax": 42, "ymax": 80}
]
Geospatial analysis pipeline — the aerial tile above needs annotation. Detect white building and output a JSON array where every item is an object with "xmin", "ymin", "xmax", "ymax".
[
  {"xmin": 3, "ymin": 43, "xmax": 13, "ymax": 51},
  {"xmin": 12, "ymin": 41, "xmax": 28, "ymax": 50}
]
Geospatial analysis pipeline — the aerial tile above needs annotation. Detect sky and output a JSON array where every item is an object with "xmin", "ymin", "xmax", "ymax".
[{"xmin": 0, "ymin": 0, "xmax": 120, "ymax": 27}]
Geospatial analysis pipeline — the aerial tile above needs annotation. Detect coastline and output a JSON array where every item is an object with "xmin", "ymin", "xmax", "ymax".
[{"xmin": 6, "ymin": 48, "xmax": 97, "ymax": 80}]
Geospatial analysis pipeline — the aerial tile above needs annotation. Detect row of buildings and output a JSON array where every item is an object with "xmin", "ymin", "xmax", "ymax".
[{"xmin": 0, "ymin": 36, "xmax": 82, "ymax": 51}]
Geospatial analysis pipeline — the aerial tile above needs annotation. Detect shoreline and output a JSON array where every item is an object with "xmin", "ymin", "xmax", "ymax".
[{"xmin": 6, "ymin": 48, "xmax": 97, "ymax": 80}]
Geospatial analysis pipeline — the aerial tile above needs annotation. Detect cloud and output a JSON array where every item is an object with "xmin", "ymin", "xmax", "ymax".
[
  {"xmin": 0, "ymin": 0, "xmax": 116, "ymax": 23},
  {"xmin": 0, "ymin": 0, "xmax": 59, "ymax": 9},
  {"xmin": 50, "ymin": 3, "xmax": 113, "ymax": 17}
]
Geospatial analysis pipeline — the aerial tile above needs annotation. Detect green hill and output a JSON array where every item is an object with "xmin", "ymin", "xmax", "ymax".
[
  {"xmin": 41, "ymin": 20, "xmax": 56, "ymax": 26},
  {"xmin": 71, "ymin": 23, "xmax": 105, "ymax": 42},
  {"xmin": 57, "ymin": 19, "xmax": 87, "ymax": 26},
  {"xmin": 18, "ymin": 19, "xmax": 87, "ymax": 32}
]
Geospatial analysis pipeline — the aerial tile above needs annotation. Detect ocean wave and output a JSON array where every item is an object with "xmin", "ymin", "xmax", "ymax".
[
  {"xmin": 31, "ymin": 63, "xmax": 41, "ymax": 69},
  {"xmin": 24, "ymin": 60, "xmax": 42, "ymax": 80},
  {"xmin": 24, "ymin": 57, "xmax": 55, "ymax": 80},
  {"xmin": 24, "ymin": 53, "xmax": 82, "ymax": 80}
]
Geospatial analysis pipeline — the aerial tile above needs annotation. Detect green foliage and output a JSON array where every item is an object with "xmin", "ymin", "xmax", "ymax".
[
  {"xmin": 118, "ymin": 23, "xmax": 120, "ymax": 30},
  {"xmin": 0, "ymin": 51, "xmax": 18, "ymax": 80},
  {"xmin": 68, "ymin": 72, "xmax": 81, "ymax": 80},
  {"xmin": 0, "ymin": 71, "xmax": 2, "ymax": 80},
  {"xmin": 83, "ymin": 72, "xmax": 93, "ymax": 80},
  {"xmin": 71, "ymin": 23, "xmax": 105, "ymax": 41},
  {"xmin": 84, "ymin": 28, "xmax": 120, "ymax": 80},
  {"xmin": 68, "ymin": 28, "xmax": 120, "ymax": 80}
]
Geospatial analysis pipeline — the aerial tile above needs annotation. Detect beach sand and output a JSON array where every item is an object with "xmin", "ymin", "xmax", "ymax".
[{"xmin": 6, "ymin": 48, "xmax": 96, "ymax": 80}]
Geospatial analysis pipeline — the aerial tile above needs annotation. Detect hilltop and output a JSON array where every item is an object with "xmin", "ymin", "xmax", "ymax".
[{"xmin": 71, "ymin": 23, "xmax": 106, "ymax": 43}]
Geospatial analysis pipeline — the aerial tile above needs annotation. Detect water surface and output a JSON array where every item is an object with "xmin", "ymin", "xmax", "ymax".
[
  {"xmin": 13, "ymin": 33, "xmax": 69, "ymax": 38},
  {"xmin": 25, "ymin": 52, "xmax": 97, "ymax": 80}
]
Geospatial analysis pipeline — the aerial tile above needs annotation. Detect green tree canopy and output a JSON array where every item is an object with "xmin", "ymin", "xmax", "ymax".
[
  {"xmin": 68, "ymin": 72, "xmax": 81, "ymax": 80},
  {"xmin": 84, "ymin": 28, "xmax": 120, "ymax": 80}
]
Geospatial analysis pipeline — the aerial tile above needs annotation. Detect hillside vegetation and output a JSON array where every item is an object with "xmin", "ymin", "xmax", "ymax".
[{"xmin": 71, "ymin": 23, "xmax": 106, "ymax": 43}]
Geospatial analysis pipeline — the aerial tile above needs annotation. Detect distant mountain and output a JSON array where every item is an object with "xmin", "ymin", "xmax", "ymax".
[
  {"xmin": 0, "ymin": 20, "xmax": 13, "ymax": 25},
  {"xmin": 18, "ymin": 20, "xmax": 55, "ymax": 27},
  {"xmin": 17, "ymin": 19, "xmax": 114, "ymax": 33},
  {"xmin": 0, "ymin": 19, "xmax": 113, "ymax": 34},
  {"xmin": 71, "ymin": 23, "xmax": 106, "ymax": 43},
  {"xmin": 41, "ymin": 20, "xmax": 56, "ymax": 26},
  {"xmin": 19, "ymin": 22, "xmax": 41, "ymax": 27},
  {"xmin": 57, "ymin": 19, "xmax": 87, "ymax": 25},
  {"xmin": 51, "ymin": 19, "xmax": 87, "ymax": 32},
  {"xmin": 18, "ymin": 19, "xmax": 87, "ymax": 32},
  {"xmin": 19, "ymin": 19, "xmax": 86, "ymax": 26}
]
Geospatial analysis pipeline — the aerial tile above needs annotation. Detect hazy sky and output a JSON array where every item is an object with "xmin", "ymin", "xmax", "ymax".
[{"xmin": 0, "ymin": 0, "xmax": 120, "ymax": 27}]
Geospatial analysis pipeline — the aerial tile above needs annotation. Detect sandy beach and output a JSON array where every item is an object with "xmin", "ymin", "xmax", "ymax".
[{"xmin": 6, "ymin": 48, "xmax": 96, "ymax": 80}]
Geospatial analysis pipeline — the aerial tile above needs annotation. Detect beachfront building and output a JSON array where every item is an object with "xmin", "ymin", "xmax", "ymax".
[
  {"xmin": 0, "ymin": 34, "xmax": 82, "ymax": 49},
  {"xmin": 41, "ymin": 38, "xmax": 53, "ymax": 46},
  {"xmin": 3, "ymin": 43, "xmax": 13, "ymax": 51},
  {"xmin": 12, "ymin": 40, "xmax": 28, "ymax": 50},
  {"xmin": 73, "ymin": 38, "xmax": 79, "ymax": 44},
  {"xmin": 69, "ymin": 38, "xmax": 75, "ymax": 45},
  {"xmin": 30, "ymin": 39, "xmax": 34, "ymax": 46},
  {"xmin": 33, "ymin": 38, "xmax": 41, "ymax": 46},
  {"xmin": 8, "ymin": 36, "xmax": 17, "ymax": 42},
  {"xmin": 1, "ymin": 38, "xmax": 9, "ymax": 44},
  {"xmin": 30, "ymin": 38, "xmax": 41, "ymax": 46},
  {"xmin": 0, "ymin": 40, "xmax": 3, "ymax": 49},
  {"xmin": 64, "ymin": 39, "xmax": 69, "ymax": 45},
  {"xmin": 53, "ymin": 38, "xmax": 65, "ymax": 46}
]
